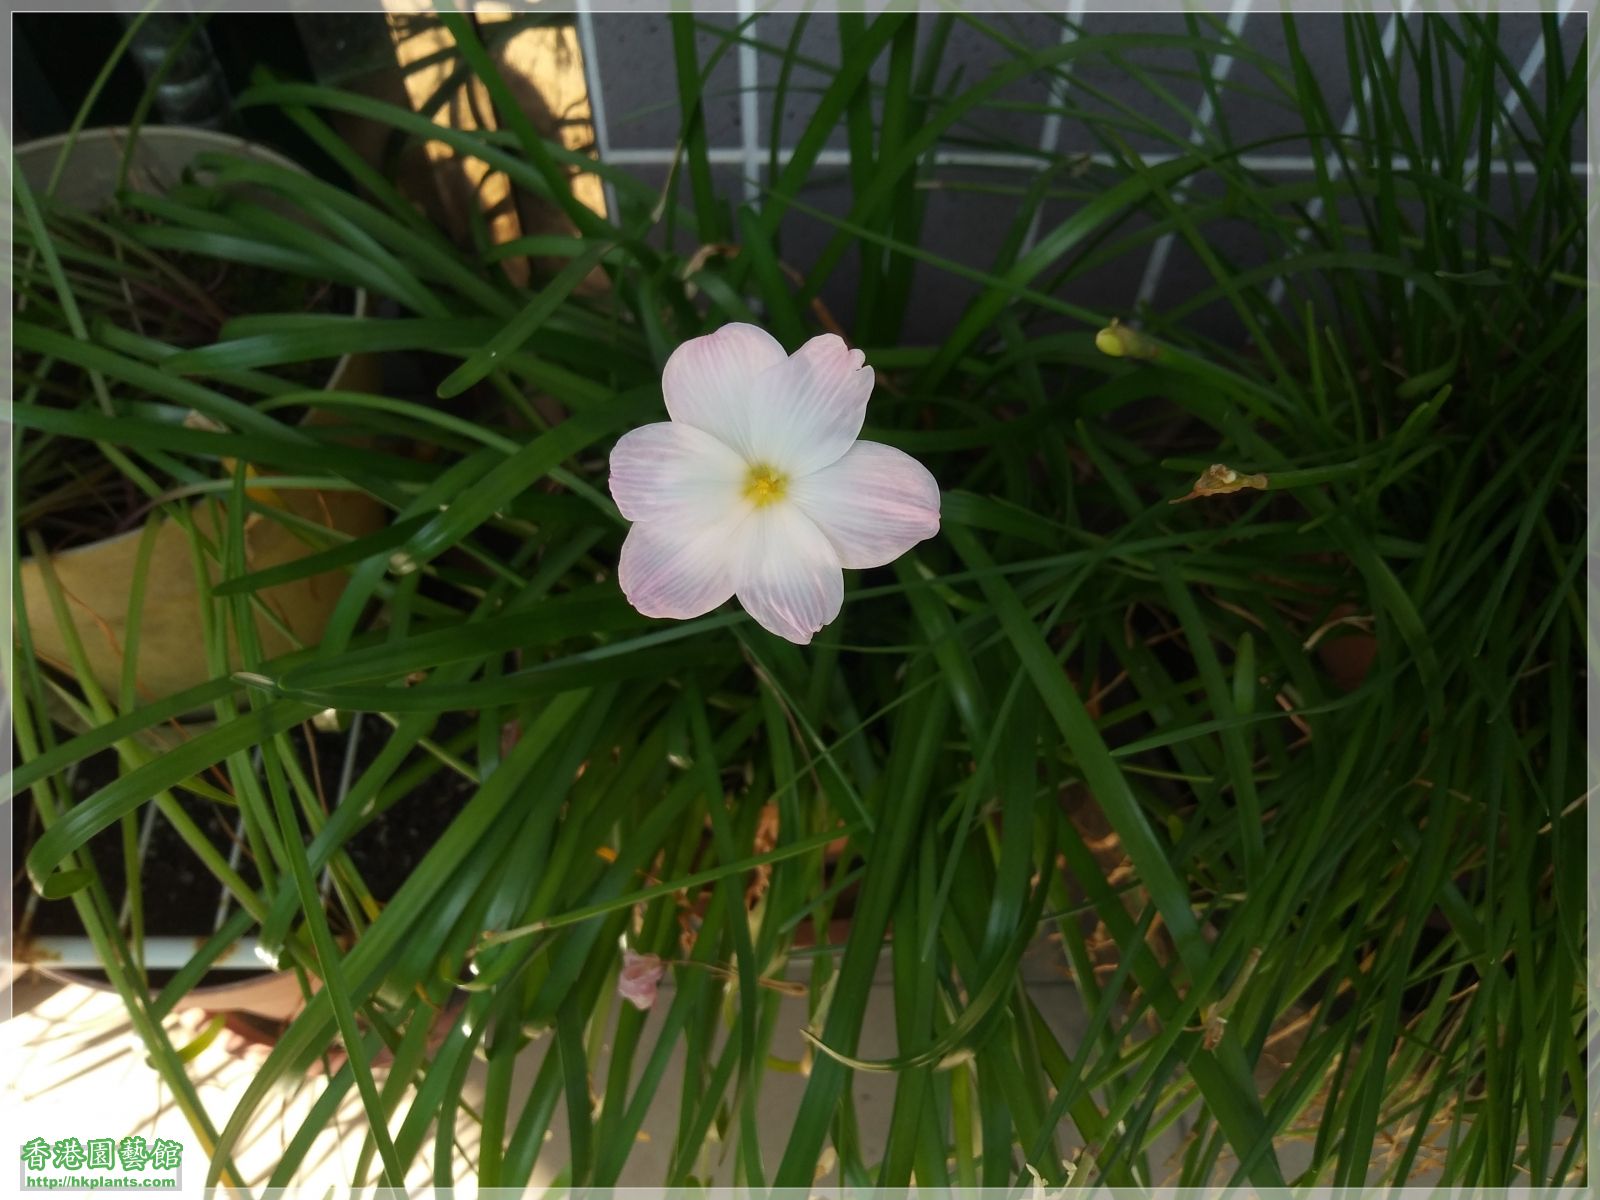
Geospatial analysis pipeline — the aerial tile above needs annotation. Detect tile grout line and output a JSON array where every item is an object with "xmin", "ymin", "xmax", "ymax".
[
  {"xmin": 598, "ymin": 145, "xmax": 1586, "ymax": 177},
  {"xmin": 574, "ymin": 0, "xmax": 620, "ymax": 223},
  {"xmin": 1018, "ymin": 1, "xmax": 1088, "ymax": 257},
  {"xmin": 737, "ymin": 0, "xmax": 762, "ymax": 209},
  {"xmin": 1477, "ymin": 0, "xmax": 1574, "ymax": 174},
  {"xmin": 1460, "ymin": 5, "xmax": 1585, "ymax": 326},
  {"xmin": 1498, "ymin": 1, "xmax": 1573, "ymax": 129},
  {"xmin": 601, "ymin": 144, "xmax": 1587, "ymax": 175},
  {"xmin": 1133, "ymin": 0, "xmax": 1252, "ymax": 313},
  {"xmin": 1267, "ymin": 1, "xmax": 1413, "ymax": 307}
]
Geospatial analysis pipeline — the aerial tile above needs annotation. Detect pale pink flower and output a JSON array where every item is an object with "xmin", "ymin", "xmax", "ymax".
[
  {"xmin": 617, "ymin": 950, "xmax": 666, "ymax": 1011},
  {"xmin": 608, "ymin": 324, "xmax": 941, "ymax": 645}
]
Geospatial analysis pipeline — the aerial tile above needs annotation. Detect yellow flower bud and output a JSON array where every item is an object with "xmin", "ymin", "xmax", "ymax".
[{"xmin": 1094, "ymin": 318, "xmax": 1161, "ymax": 361}]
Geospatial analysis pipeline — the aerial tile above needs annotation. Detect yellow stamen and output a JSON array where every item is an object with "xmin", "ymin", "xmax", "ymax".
[{"xmin": 743, "ymin": 464, "xmax": 788, "ymax": 507}]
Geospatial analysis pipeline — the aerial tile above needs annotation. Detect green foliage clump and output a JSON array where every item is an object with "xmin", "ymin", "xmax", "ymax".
[{"xmin": 9, "ymin": 10, "xmax": 1584, "ymax": 1189}]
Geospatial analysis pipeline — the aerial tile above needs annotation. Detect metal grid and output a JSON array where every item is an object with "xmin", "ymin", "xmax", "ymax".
[{"xmin": 578, "ymin": 7, "xmax": 1584, "ymax": 341}]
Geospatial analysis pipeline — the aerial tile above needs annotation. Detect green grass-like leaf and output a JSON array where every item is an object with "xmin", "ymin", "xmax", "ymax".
[{"xmin": 10, "ymin": 9, "xmax": 1583, "ymax": 1191}]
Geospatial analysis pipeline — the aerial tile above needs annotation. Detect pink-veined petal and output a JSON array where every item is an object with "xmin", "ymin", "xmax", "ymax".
[
  {"xmin": 745, "ymin": 333, "xmax": 873, "ymax": 477},
  {"xmin": 618, "ymin": 510, "xmax": 749, "ymax": 620},
  {"xmin": 731, "ymin": 505, "xmax": 844, "ymax": 645},
  {"xmin": 662, "ymin": 323, "xmax": 787, "ymax": 459},
  {"xmin": 617, "ymin": 951, "xmax": 665, "ymax": 1011},
  {"xmin": 788, "ymin": 440, "xmax": 941, "ymax": 569},
  {"xmin": 608, "ymin": 421, "xmax": 748, "ymax": 525}
]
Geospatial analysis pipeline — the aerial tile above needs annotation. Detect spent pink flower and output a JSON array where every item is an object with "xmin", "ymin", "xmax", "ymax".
[
  {"xmin": 617, "ymin": 950, "xmax": 666, "ymax": 1011},
  {"xmin": 608, "ymin": 324, "xmax": 941, "ymax": 645}
]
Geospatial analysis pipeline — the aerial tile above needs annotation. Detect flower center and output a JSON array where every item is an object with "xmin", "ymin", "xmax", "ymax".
[{"xmin": 742, "ymin": 463, "xmax": 788, "ymax": 508}]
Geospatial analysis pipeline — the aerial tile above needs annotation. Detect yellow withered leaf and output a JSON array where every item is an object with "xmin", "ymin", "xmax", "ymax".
[
  {"xmin": 1170, "ymin": 463, "xmax": 1270, "ymax": 504},
  {"xmin": 186, "ymin": 410, "xmax": 284, "ymax": 508}
]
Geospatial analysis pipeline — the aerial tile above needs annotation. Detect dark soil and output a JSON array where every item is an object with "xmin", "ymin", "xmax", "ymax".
[
  {"xmin": 13, "ymin": 712, "xmax": 480, "ymax": 951},
  {"xmin": 332, "ymin": 711, "xmax": 479, "ymax": 911},
  {"xmin": 13, "ymin": 739, "xmax": 256, "ymax": 939}
]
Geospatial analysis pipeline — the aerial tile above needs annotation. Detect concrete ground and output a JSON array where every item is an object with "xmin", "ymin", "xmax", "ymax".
[{"xmin": 4, "ymin": 941, "xmax": 1202, "ymax": 1195}]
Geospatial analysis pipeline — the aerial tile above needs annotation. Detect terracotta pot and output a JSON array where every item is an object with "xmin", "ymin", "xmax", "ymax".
[{"xmin": 14, "ymin": 127, "xmax": 384, "ymax": 702}]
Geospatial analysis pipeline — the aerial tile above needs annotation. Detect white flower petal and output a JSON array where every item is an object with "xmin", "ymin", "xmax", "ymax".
[
  {"xmin": 745, "ymin": 333, "xmax": 873, "ymax": 477},
  {"xmin": 788, "ymin": 440, "xmax": 941, "ymax": 569},
  {"xmin": 618, "ymin": 511, "xmax": 748, "ymax": 620},
  {"xmin": 732, "ymin": 505, "xmax": 844, "ymax": 645},
  {"xmin": 608, "ymin": 421, "xmax": 748, "ymax": 526},
  {"xmin": 662, "ymin": 323, "xmax": 787, "ymax": 459}
]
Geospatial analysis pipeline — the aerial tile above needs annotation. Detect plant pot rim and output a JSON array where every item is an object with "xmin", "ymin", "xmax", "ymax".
[
  {"xmin": 17, "ymin": 928, "xmax": 303, "ymax": 1020},
  {"xmin": 30, "ymin": 962, "xmax": 310, "ymax": 1035},
  {"xmin": 17, "ymin": 122, "xmax": 370, "ymax": 357},
  {"xmin": 21, "ymin": 123, "xmax": 311, "ymax": 162},
  {"xmin": 16, "ymin": 124, "xmax": 372, "ymax": 565},
  {"xmin": 32, "ymin": 961, "xmax": 286, "ymax": 999}
]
